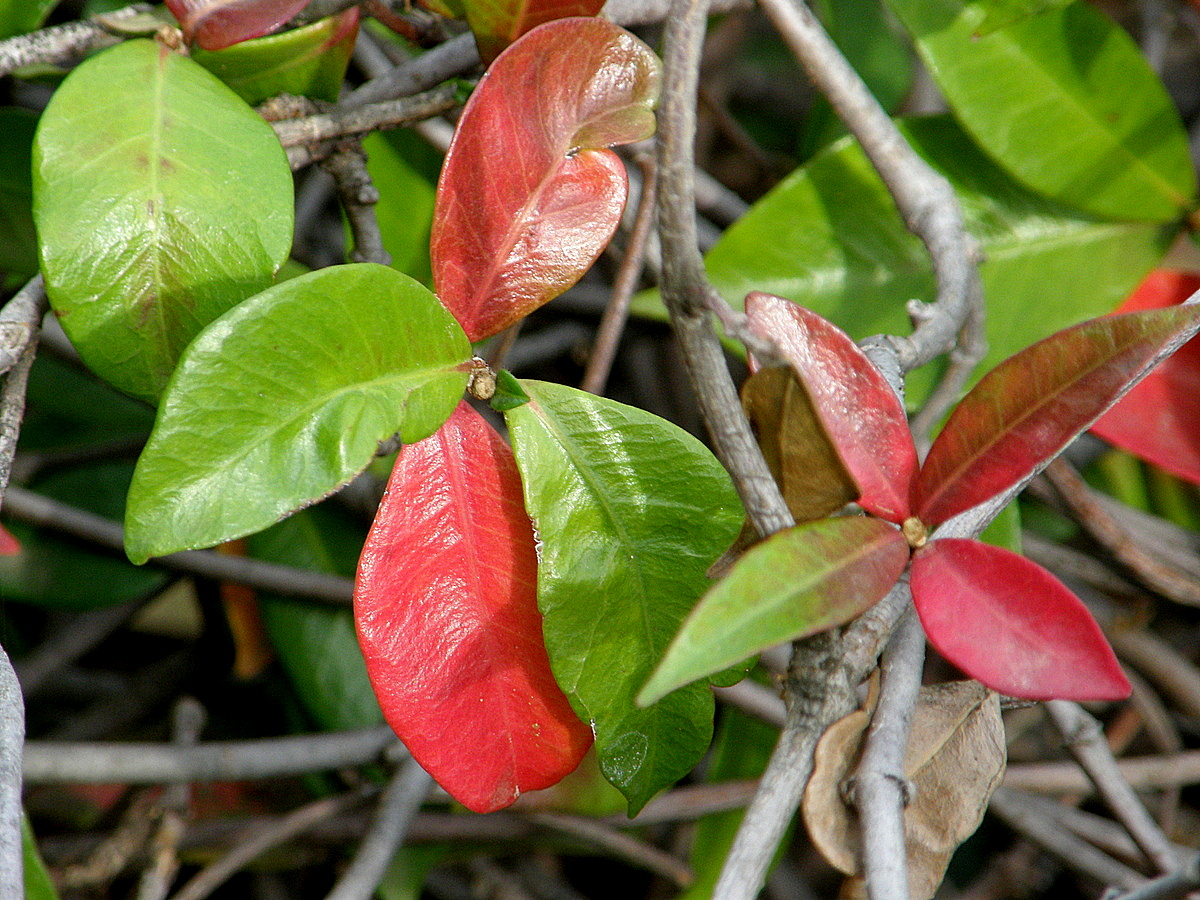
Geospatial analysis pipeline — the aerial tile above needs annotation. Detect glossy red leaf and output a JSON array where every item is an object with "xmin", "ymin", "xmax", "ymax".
[
  {"xmin": 911, "ymin": 539, "xmax": 1129, "ymax": 702},
  {"xmin": 1091, "ymin": 269, "xmax": 1200, "ymax": 486},
  {"xmin": 915, "ymin": 304, "xmax": 1200, "ymax": 527},
  {"xmin": 745, "ymin": 293, "xmax": 918, "ymax": 523},
  {"xmin": 431, "ymin": 18, "xmax": 660, "ymax": 341},
  {"xmin": 165, "ymin": 0, "xmax": 309, "ymax": 50},
  {"xmin": 355, "ymin": 402, "xmax": 593, "ymax": 813}
]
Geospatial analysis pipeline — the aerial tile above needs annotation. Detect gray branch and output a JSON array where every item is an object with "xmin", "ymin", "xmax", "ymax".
[
  {"xmin": 0, "ymin": 644, "xmax": 23, "ymax": 899},
  {"xmin": 0, "ymin": 4, "xmax": 151, "ymax": 78}
]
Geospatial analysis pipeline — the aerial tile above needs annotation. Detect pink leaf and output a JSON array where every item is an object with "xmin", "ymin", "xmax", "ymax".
[
  {"xmin": 915, "ymin": 304, "xmax": 1200, "ymax": 527},
  {"xmin": 911, "ymin": 539, "xmax": 1129, "ymax": 702},
  {"xmin": 744, "ymin": 293, "xmax": 918, "ymax": 523},
  {"xmin": 165, "ymin": 0, "xmax": 309, "ymax": 50},
  {"xmin": 1091, "ymin": 269, "xmax": 1200, "ymax": 486},
  {"xmin": 431, "ymin": 18, "xmax": 660, "ymax": 341},
  {"xmin": 355, "ymin": 402, "xmax": 593, "ymax": 813},
  {"xmin": 0, "ymin": 524, "xmax": 19, "ymax": 556}
]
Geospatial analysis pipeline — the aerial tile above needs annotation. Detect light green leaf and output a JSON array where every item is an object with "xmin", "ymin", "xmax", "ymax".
[
  {"xmin": 192, "ymin": 10, "xmax": 359, "ymax": 106},
  {"xmin": 125, "ymin": 263, "xmax": 471, "ymax": 563},
  {"xmin": 33, "ymin": 39, "xmax": 293, "ymax": 401},
  {"xmin": 683, "ymin": 116, "xmax": 1175, "ymax": 398},
  {"xmin": 363, "ymin": 129, "xmax": 439, "ymax": 284},
  {"xmin": 883, "ymin": 0, "xmax": 1195, "ymax": 221},
  {"xmin": 640, "ymin": 517, "xmax": 909, "ymax": 707},
  {"xmin": 0, "ymin": 0, "xmax": 57, "ymax": 39},
  {"xmin": 247, "ymin": 506, "xmax": 383, "ymax": 732},
  {"xmin": 23, "ymin": 813, "xmax": 58, "ymax": 900},
  {"xmin": 504, "ymin": 381, "xmax": 743, "ymax": 813}
]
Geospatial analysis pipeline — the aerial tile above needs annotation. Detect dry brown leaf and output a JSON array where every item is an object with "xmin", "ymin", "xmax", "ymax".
[
  {"xmin": 802, "ymin": 681, "xmax": 1006, "ymax": 900},
  {"xmin": 741, "ymin": 366, "xmax": 859, "ymax": 522}
]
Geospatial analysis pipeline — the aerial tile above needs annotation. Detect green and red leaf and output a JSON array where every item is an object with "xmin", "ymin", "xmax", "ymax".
[
  {"xmin": 915, "ymin": 304, "xmax": 1200, "ymax": 526},
  {"xmin": 466, "ymin": 0, "xmax": 605, "ymax": 63},
  {"xmin": 639, "ymin": 516, "xmax": 910, "ymax": 707},
  {"xmin": 745, "ymin": 294, "xmax": 917, "ymax": 523},
  {"xmin": 1091, "ymin": 269, "xmax": 1200, "ymax": 487},
  {"xmin": 165, "ymin": 0, "xmax": 309, "ymax": 50},
  {"xmin": 431, "ymin": 18, "xmax": 660, "ymax": 341},
  {"xmin": 356, "ymin": 402, "xmax": 592, "ymax": 813},
  {"xmin": 910, "ymin": 539, "xmax": 1129, "ymax": 701}
]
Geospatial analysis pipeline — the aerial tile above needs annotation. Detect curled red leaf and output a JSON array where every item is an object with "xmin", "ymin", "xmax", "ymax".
[{"xmin": 355, "ymin": 402, "xmax": 592, "ymax": 813}]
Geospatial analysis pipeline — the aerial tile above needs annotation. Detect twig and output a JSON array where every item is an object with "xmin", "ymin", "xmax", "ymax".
[
  {"xmin": 713, "ymin": 679, "xmax": 786, "ymax": 727},
  {"xmin": 0, "ymin": 4, "xmax": 150, "ymax": 78},
  {"xmin": 1109, "ymin": 630, "xmax": 1200, "ymax": 719},
  {"xmin": 23, "ymin": 726, "xmax": 402, "ymax": 784},
  {"xmin": 0, "ymin": 643, "xmax": 22, "ymax": 899},
  {"xmin": 580, "ymin": 154, "xmax": 657, "ymax": 395},
  {"xmin": 988, "ymin": 788, "xmax": 1145, "ymax": 891},
  {"xmin": 528, "ymin": 812, "xmax": 693, "ymax": 888},
  {"xmin": 2, "ymin": 486, "xmax": 356, "ymax": 605},
  {"xmin": 1043, "ymin": 458, "xmax": 1200, "ymax": 607},
  {"xmin": 753, "ymin": 0, "xmax": 984, "ymax": 430},
  {"xmin": 169, "ymin": 788, "xmax": 375, "ymax": 900},
  {"xmin": 1004, "ymin": 750, "xmax": 1200, "ymax": 795},
  {"xmin": 1045, "ymin": 700, "xmax": 1176, "ymax": 875},
  {"xmin": 321, "ymin": 142, "xmax": 391, "ymax": 265},
  {"xmin": 344, "ymin": 33, "xmax": 479, "ymax": 108},
  {"xmin": 1105, "ymin": 853, "xmax": 1200, "ymax": 900},
  {"xmin": 324, "ymin": 759, "xmax": 432, "ymax": 900},
  {"xmin": 17, "ymin": 598, "xmax": 146, "ymax": 698},
  {"xmin": 850, "ymin": 605, "xmax": 925, "ymax": 900}
]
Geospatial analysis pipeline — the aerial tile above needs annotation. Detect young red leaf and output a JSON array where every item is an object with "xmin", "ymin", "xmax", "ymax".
[
  {"xmin": 0, "ymin": 524, "xmax": 19, "ymax": 557},
  {"xmin": 165, "ymin": 0, "xmax": 309, "ymax": 50},
  {"xmin": 431, "ymin": 18, "xmax": 660, "ymax": 341},
  {"xmin": 355, "ymin": 402, "xmax": 592, "ymax": 813},
  {"xmin": 467, "ymin": 0, "xmax": 606, "ymax": 63},
  {"xmin": 745, "ymin": 293, "xmax": 918, "ymax": 523},
  {"xmin": 1091, "ymin": 269, "xmax": 1200, "ymax": 486},
  {"xmin": 915, "ymin": 304, "xmax": 1200, "ymax": 527},
  {"xmin": 910, "ymin": 539, "xmax": 1129, "ymax": 702}
]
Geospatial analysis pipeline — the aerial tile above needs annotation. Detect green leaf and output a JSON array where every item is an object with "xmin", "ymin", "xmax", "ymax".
[
  {"xmin": 639, "ymin": 517, "xmax": 909, "ymax": 706},
  {"xmin": 246, "ymin": 506, "xmax": 383, "ymax": 732},
  {"xmin": 125, "ymin": 263, "xmax": 471, "ymax": 563},
  {"xmin": 678, "ymin": 116, "xmax": 1174, "ymax": 397},
  {"xmin": 972, "ymin": 0, "xmax": 1073, "ymax": 35},
  {"xmin": 23, "ymin": 813, "xmax": 59, "ymax": 900},
  {"xmin": 192, "ymin": 9, "xmax": 360, "ymax": 106},
  {"xmin": 0, "ymin": 0, "xmax": 58, "ymax": 39},
  {"xmin": 0, "ymin": 462, "xmax": 169, "ymax": 609},
  {"xmin": 33, "ymin": 39, "xmax": 294, "ymax": 402},
  {"xmin": 504, "ymin": 381, "xmax": 743, "ymax": 813},
  {"xmin": 0, "ymin": 108, "xmax": 38, "ymax": 278},
  {"xmin": 363, "ymin": 129, "xmax": 439, "ymax": 283},
  {"xmin": 883, "ymin": 0, "xmax": 1195, "ymax": 221},
  {"xmin": 19, "ymin": 355, "xmax": 154, "ymax": 452}
]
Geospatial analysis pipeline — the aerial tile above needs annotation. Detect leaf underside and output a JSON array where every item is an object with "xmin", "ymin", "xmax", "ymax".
[
  {"xmin": 124, "ymin": 264, "xmax": 470, "ymax": 563},
  {"xmin": 165, "ymin": 0, "xmax": 310, "ymax": 50},
  {"xmin": 431, "ymin": 18, "xmax": 660, "ymax": 341},
  {"xmin": 505, "ymin": 380, "xmax": 743, "ymax": 813},
  {"xmin": 910, "ymin": 539, "xmax": 1129, "ymax": 701},
  {"xmin": 356, "ymin": 402, "xmax": 592, "ymax": 813},
  {"xmin": 916, "ymin": 304, "xmax": 1200, "ymax": 527}
]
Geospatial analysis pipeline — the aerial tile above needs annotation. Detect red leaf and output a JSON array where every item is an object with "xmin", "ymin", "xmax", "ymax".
[
  {"xmin": 431, "ymin": 18, "xmax": 660, "ymax": 341},
  {"xmin": 0, "ymin": 524, "xmax": 19, "ymax": 556},
  {"xmin": 468, "ymin": 0, "xmax": 606, "ymax": 63},
  {"xmin": 911, "ymin": 539, "xmax": 1130, "ymax": 702},
  {"xmin": 915, "ymin": 304, "xmax": 1200, "ymax": 526},
  {"xmin": 165, "ymin": 0, "xmax": 309, "ymax": 50},
  {"xmin": 355, "ymin": 402, "xmax": 592, "ymax": 813},
  {"xmin": 744, "ymin": 293, "xmax": 918, "ymax": 523},
  {"xmin": 1091, "ymin": 269, "xmax": 1200, "ymax": 486}
]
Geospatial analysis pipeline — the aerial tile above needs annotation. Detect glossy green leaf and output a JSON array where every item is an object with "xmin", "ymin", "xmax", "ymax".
[
  {"xmin": 33, "ymin": 39, "xmax": 293, "ymax": 402},
  {"xmin": 19, "ymin": 355, "xmax": 154, "ymax": 453},
  {"xmin": 125, "ymin": 263, "xmax": 471, "ymax": 563},
  {"xmin": 640, "ymin": 517, "xmax": 909, "ymax": 706},
  {"xmin": 883, "ymin": 0, "xmax": 1195, "ymax": 221},
  {"xmin": 0, "ymin": 108, "xmax": 38, "ymax": 278},
  {"xmin": 504, "ymin": 381, "xmax": 744, "ymax": 813},
  {"xmin": 972, "ymin": 0, "xmax": 1073, "ymax": 35},
  {"xmin": 364, "ymin": 128, "xmax": 439, "ymax": 283},
  {"xmin": 0, "ymin": 463, "xmax": 169, "ymax": 609},
  {"xmin": 247, "ymin": 506, "xmax": 383, "ymax": 732},
  {"xmin": 0, "ymin": 0, "xmax": 57, "ymax": 40},
  {"xmin": 192, "ymin": 9, "xmax": 360, "ymax": 105},
  {"xmin": 687, "ymin": 116, "xmax": 1173, "ymax": 397}
]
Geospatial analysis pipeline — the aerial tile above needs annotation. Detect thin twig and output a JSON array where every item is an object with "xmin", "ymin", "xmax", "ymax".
[
  {"xmin": 1004, "ymin": 750, "xmax": 1200, "ymax": 796},
  {"xmin": 528, "ymin": 812, "xmax": 693, "ymax": 888},
  {"xmin": 1045, "ymin": 700, "xmax": 1176, "ymax": 875},
  {"xmin": 169, "ymin": 788, "xmax": 375, "ymax": 900},
  {"xmin": 17, "ymin": 598, "xmax": 146, "ymax": 698},
  {"xmin": 24, "ymin": 726, "xmax": 402, "ymax": 784},
  {"xmin": 850, "ymin": 605, "xmax": 925, "ymax": 900},
  {"xmin": 321, "ymin": 141, "xmax": 392, "ymax": 265},
  {"xmin": 0, "ymin": 4, "xmax": 150, "ymax": 78},
  {"xmin": 324, "ymin": 759, "xmax": 432, "ymax": 900},
  {"xmin": 1110, "ymin": 630, "xmax": 1200, "ymax": 719},
  {"xmin": 2, "ymin": 486, "xmax": 356, "ymax": 605},
  {"xmin": 0, "ymin": 644, "xmax": 22, "ymax": 899},
  {"xmin": 1105, "ymin": 853, "xmax": 1200, "ymax": 900},
  {"xmin": 344, "ymin": 33, "xmax": 479, "ymax": 108},
  {"xmin": 580, "ymin": 154, "xmax": 658, "ymax": 395},
  {"xmin": 713, "ymin": 679, "xmax": 786, "ymax": 727}
]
